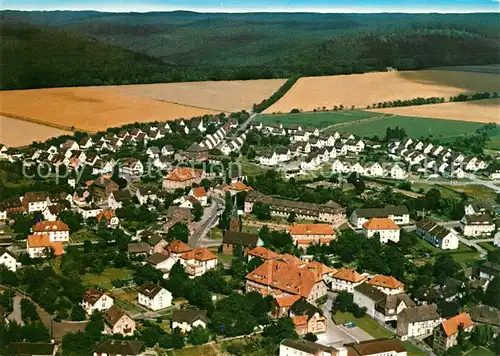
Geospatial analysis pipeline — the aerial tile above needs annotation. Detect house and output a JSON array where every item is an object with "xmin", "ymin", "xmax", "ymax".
[
  {"xmin": 259, "ymin": 152, "xmax": 279, "ymax": 166},
  {"xmin": 103, "ymin": 305, "xmax": 136, "ymax": 336},
  {"xmin": 97, "ymin": 210, "xmax": 120, "ymax": 228},
  {"xmin": 389, "ymin": 163, "xmax": 407, "ymax": 180},
  {"xmin": 367, "ymin": 275, "xmax": 405, "ymax": 295},
  {"xmin": 92, "ymin": 176, "xmax": 119, "ymax": 201},
  {"xmin": 136, "ymin": 187, "xmax": 158, "ymax": 205},
  {"xmin": 137, "ymin": 282, "xmax": 172, "ymax": 311},
  {"xmin": 108, "ymin": 190, "xmax": 132, "ymax": 210},
  {"xmin": 146, "ymin": 146, "xmax": 161, "ymax": 158},
  {"xmin": 81, "ymin": 289, "xmax": 114, "ymax": 315},
  {"xmin": 8, "ymin": 343, "xmax": 58, "ymax": 356},
  {"xmin": 245, "ymin": 191, "xmax": 346, "ymax": 225},
  {"xmin": 461, "ymin": 214, "xmax": 496, "ymax": 237},
  {"xmin": 127, "ymin": 242, "xmax": 151, "ymax": 257},
  {"xmin": 247, "ymin": 246, "xmax": 279, "ymax": 261},
  {"xmin": 433, "ymin": 313, "xmax": 474, "ymax": 353},
  {"xmin": 180, "ymin": 248, "xmax": 218, "ymax": 277},
  {"xmin": 396, "ymin": 304, "xmax": 442, "ymax": 341},
  {"xmin": 142, "ymin": 232, "xmax": 168, "ymax": 254},
  {"xmin": 32, "ymin": 220, "xmax": 70, "ymax": 242},
  {"xmin": 145, "ymin": 253, "xmax": 170, "ymax": 277},
  {"xmin": 362, "ymin": 218, "xmax": 401, "ymax": 244},
  {"xmin": 479, "ymin": 261, "xmax": 500, "ymax": 280},
  {"xmin": 42, "ymin": 204, "xmax": 66, "ymax": 222},
  {"xmin": 78, "ymin": 206, "xmax": 104, "ymax": 220},
  {"xmin": 246, "ymin": 260, "xmax": 327, "ymax": 302},
  {"xmin": 279, "ymin": 339, "xmax": 347, "ymax": 356},
  {"xmin": 120, "ymin": 158, "xmax": 144, "ymax": 177},
  {"xmin": 291, "ymin": 302, "xmax": 327, "ymax": 335},
  {"xmin": 353, "ymin": 283, "xmax": 415, "ymax": 323},
  {"xmin": 186, "ymin": 142, "xmax": 209, "ymax": 161},
  {"xmin": 415, "ymin": 219, "xmax": 459, "ymax": 250},
  {"xmin": 27, "ymin": 234, "xmax": 64, "ymax": 258},
  {"xmin": 272, "ymin": 295, "xmax": 302, "ymax": 318},
  {"xmin": 161, "ymin": 145, "xmax": 175, "ymax": 156},
  {"xmin": 364, "ymin": 162, "xmax": 384, "ymax": 177},
  {"xmin": 163, "ymin": 167, "xmax": 204, "ymax": 190},
  {"xmin": 464, "ymin": 202, "xmax": 494, "ymax": 216},
  {"xmin": 345, "ymin": 339, "xmax": 407, "ymax": 356},
  {"xmin": 330, "ymin": 269, "xmax": 367, "ymax": 293},
  {"xmin": 350, "ymin": 206, "xmax": 410, "ymax": 229},
  {"xmin": 92, "ymin": 340, "xmax": 145, "ymax": 356},
  {"xmin": 0, "ymin": 248, "xmax": 17, "ymax": 272},
  {"xmin": 189, "ymin": 186, "xmax": 208, "ymax": 206},
  {"xmin": 288, "ymin": 224, "xmax": 336, "ymax": 248},
  {"xmin": 470, "ymin": 305, "xmax": 500, "ymax": 329},
  {"xmin": 222, "ymin": 231, "xmax": 262, "ymax": 255},
  {"xmin": 171, "ymin": 309, "xmax": 209, "ymax": 334},
  {"xmin": 22, "ymin": 192, "xmax": 48, "ymax": 212}
]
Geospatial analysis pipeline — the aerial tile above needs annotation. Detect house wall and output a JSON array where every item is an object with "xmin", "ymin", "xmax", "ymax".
[
  {"xmin": 331, "ymin": 279, "xmax": 364, "ymax": 293},
  {"xmin": 364, "ymin": 228, "xmax": 400, "ymax": 243},
  {"xmin": 462, "ymin": 224, "xmax": 495, "ymax": 237},
  {"xmin": 138, "ymin": 289, "xmax": 172, "ymax": 311},
  {"xmin": 34, "ymin": 230, "xmax": 69, "ymax": 242},
  {"xmin": 0, "ymin": 253, "xmax": 17, "ymax": 272},
  {"xmin": 172, "ymin": 319, "xmax": 207, "ymax": 333},
  {"xmin": 82, "ymin": 295, "xmax": 114, "ymax": 315}
]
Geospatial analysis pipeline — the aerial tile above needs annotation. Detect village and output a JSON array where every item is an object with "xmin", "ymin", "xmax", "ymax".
[{"xmin": 0, "ymin": 109, "xmax": 499, "ymax": 356}]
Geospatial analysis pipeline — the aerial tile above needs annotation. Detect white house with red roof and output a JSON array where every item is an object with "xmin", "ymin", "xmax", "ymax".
[
  {"xmin": 32, "ymin": 220, "xmax": 70, "ymax": 242},
  {"xmin": 180, "ymin": 247, "xmax": 218, "ymax": 277},
  {"xmin": 362, "ymin": 218, "xmax": 401, "ymax": 244},
  {"xmin": 189, "ymin": 186, "xmax": 208, "ymax": 206},
  {"xmin": 330, "ymin": 269, "xmax": 367, "ymax": 293}
]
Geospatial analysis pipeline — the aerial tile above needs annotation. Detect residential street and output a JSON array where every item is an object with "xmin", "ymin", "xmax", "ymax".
[
  {"xmin": 188, "ymin": 195, "xmax": 223, "ymax": 248},
  {"xmin": 317, "ymin": 292, "xmax": 373, "ymax": 347}
]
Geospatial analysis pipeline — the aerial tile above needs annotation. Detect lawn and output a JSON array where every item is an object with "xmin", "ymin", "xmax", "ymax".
[
  {"xmin": 217, "ymin": 252, "xmax": 233, "ymax": 263},
  {"xmin": 442, "ymin": 243, "xmax": 480, "ymax": 267},
  {"xmin": 170, "ymin": 344, "xmax": 222, "ymax": 356},
  {"xmin": 256, "ymin": 110, "xmax": 382, "ymax": 129},
  {"xmin": 440, "ymin": 184, "xmax": 497, "ymax": 200},
  {"xmin": 332, "ymin": 311, "xmax": 395, "ymax": 339},
  {"xmin": 402, "ymin": 341, "xmax": 428, "ymax": 356},
  {"xmin": 478, "ymin": 242, "xmax": 497, "ymax": 252},
  {"xmin": 335, "ymin": 115, "xmax": 485, "ymax": 139},
  {"xmin": 411, "ymin": 182, "xmax": 460, "ymax": 198},
  {"xmin": 69, "ymin": 228, "xmax": 100, "ymax": 243},
  {"xmin": 237, "ymin": 157, "xmax": 268, "ymax": 177},
  {"xmin": 241, "ymin": 225, "xmax": 261, "ymax": 234},
  {"xmin": 109, "ymin": 286, "xmax": 146, "ymax": 315},
  {"xmin": 208, "ymin": 227, "xmax": 223, "ymax": 240},
  {"xmin": 465, "ymin": 346, "xmax": 496, "ymax": 356},
  {"xmin": 83, "ymin": 268, "xmax": 133, "ymax": 290}
]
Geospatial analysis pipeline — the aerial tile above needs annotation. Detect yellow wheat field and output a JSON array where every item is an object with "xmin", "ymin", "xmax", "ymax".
[
  {"xmin": 0, "ymin": 87, "xmax": 221, "ymax": 133},
  {"xmin": 368, "ymin": 98, "xmax": 500, "ymax": 124},
  {"xmin": 92, "ymin": 79, "xmax": 287, "ymax": 112},
  {"xmin": 264, "ymin": 70, "xmax": 500, "ymax": 115}
]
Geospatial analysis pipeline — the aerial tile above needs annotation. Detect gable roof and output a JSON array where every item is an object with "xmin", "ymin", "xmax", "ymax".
[
  {"xmin": 281, "ymin": 339, "xmax": 335, "ymax": 354},
  {"xmin": 8, "ymin": 342, "xmax": 56, "ymax": 356},
  {"xmin": 168, "ymin": 240, "xmax": 193, "ymax": 254},
  {"xmin": 32, "ymin": 220, "xmax": 69, "ymax": 233},
  {"xmin": 246, "ymin": 246, "xmax": 279, "ymax": 260},
  {"xmin": 93, "ymin": 340, "xmax": 144, "ymax": 355},
  {"xmin": 191, "ymin": 186, "xmax": 207, "ymax": 198},
  {"xmin": 82, "ymin": 289, "xmax": 104, "ymax": 304},
  {"xmin": 146, "ymin": 253, "xmax": 169, "ymax": 265},
  {"xmin": 127, "ymin": 242, "xmax": 151, "ymax": 254},
  {"xmin": 333, "ymin": 269, "xmax": 367, "ymax": 283},
  {"xmin": 367, "ymin": 274, "xmax": 404, "ymax": 290},
  {"xmin": 27, "ymin": 234, "xmax": 64, "ymax": 256},
  {"xmin": 222, "ymin": 231, "xmax": 259, "ymax": 246},
  {"xmin": 346, "ymin": 338, "xmax": 406, "ymax": 356},
  {"xmin": 399, "ymin": 304, "xmax": 440, "ymax": 323},
  {"xmin": 470, "ymin": 305, "xmax": 500, "ymax": 327},
  {"xmin": 138, "ymin": 282, "xmax": 165, "ymax": 299},
  {"xmin": 103, "ymin": 305, "xmax": 130, "ymax": 327},
  {"xmin": 166, "ymin": 167, "xmax": 202, "ymax": 182},
  {"xmin": 442, "ymin": 312, "xmax": 474, "ymax": 336},
  {"xmin": 172, "ymin": 309, "xmax": 208, "ymax": 324},
  {"xmin": 274, "ymin": 295, "xmax": 302, "ymax": 308},
  {"xmin": 0, "ymin": 247, "xmax": 16, "ymax": 260},
  {"xmin": 354, "ymin": 206, "xmax": 409, "ymax": 218}
]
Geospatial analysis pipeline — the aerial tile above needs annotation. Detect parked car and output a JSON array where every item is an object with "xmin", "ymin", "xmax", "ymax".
[{"xmin": 343, "ymin": 321, "xmax": 356, "ymax": 328}]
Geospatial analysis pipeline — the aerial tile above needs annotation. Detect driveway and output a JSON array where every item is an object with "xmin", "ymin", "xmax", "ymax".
[{"xmin": 317, "ymin": 292, "xmax": 373, "ymax": 347}]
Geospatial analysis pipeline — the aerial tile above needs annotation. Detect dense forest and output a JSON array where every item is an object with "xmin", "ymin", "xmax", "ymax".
[{"xmin": 1, "ymin": 11, "xmax": 499, "ymax": 89}]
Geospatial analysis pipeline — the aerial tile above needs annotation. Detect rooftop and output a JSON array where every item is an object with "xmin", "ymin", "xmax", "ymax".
[
  {"xmin": 362, "ymin": 218, "xmax": 400, "ymax": 230},
  {"xmin": 367, "ymin": 274, "xmax": 404, "ymax": 290},
  {"xmin": 289, "ymin": 223, "xmax": 335, "ymax": 236},
  {"xmin": 442, "ymin": 312, "xmax": 474, "ymax": 337}
]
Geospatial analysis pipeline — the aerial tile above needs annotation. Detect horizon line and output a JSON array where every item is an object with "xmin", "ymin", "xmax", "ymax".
[{"xmin": 2, "ymin": 7, "xmax": 499, "ymax": 14}]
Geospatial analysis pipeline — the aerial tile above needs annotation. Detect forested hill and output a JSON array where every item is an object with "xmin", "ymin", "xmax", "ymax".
[{"xmin": 1, "ymin": 11, "xmax": 499, "ymax": 90}]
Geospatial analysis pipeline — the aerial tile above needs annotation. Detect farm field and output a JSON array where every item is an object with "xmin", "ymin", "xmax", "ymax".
[
  {"xmin": 0, "ymin": 87, "xmax": 221, "ymax": 134},
  {"xmin": 0, "ymin": 115, "xmax": 72, "ymax": 147},
  {"xmin": 264, "ymin": 70, "xmax": 499, "ymax": 113},
  {"xmin": 94, "ymin": 79, "xmax": 286, "ymax": 112},
  {"xmin": 256, "ymin": 110, "xmax": 384, "ymax": 128},
  {"xmin": 333, "ymin": 115, "xmax": 485, "ymax": 139},
  {"xmin": 434, "ymin": 64, "xmax": 500, "ymax": 74},
  {"xmin": 440, "ymin": 184, "xmax": 497, "ymax": 200},
  {"xmin": 368, "ymin": 98, "xmax": 499, "ymax": 123}
]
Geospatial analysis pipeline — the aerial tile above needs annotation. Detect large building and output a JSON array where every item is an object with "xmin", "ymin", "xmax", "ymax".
[
  {"xmin": 396, "ymin": 304, "xmax": 442, "ymax": 341},
  {"xmin": 245, "ymin": 191, "xmax": 346, "ymax": 224},
  {"xmin": 246, "ymin": 260, "xmax": 327, "ymax": 302},
  {"xmin": 27, "ymin": 234, "xmax": 64, "ymax": 258},
  {"xmin": 331, "ymin": 269, "xmax": 367, "ymax": 293},
  {"xmin": 288, "ymin": 224, "xmax": 336, "ymax": 247},
  {"xmin": 350, "ymin": 206, "xmax": 410, "ymax": 229},
  {"xmin": 162, "ymin": 167, "xmax": 204, "ymax": 190},
  {"xmin": 279, "ymin": 339, "xmax": 347, "ymax": 356},
  {"xmin": 179, "ymin": 247, "xmax": 218, "ymax": 277},
  {"xmin": 345, "ymin": 339, "xmax": 408, "ymax": 356},
  {"xmin": 32, "ymin": 220, "xmax": 70, "ymax": 242}
]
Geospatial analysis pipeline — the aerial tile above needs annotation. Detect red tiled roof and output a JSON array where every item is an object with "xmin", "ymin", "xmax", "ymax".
[
  {"xmin": 32, "ymin": 220, "xmax": 69, "ymax": 232},
  {"xmin": 367, "ymin": 274, "xmax": 404, "ymax": 289},
  {"xmin": 333, "ymin": 269, "xmax": 366, "ymax": 283},
  {"xmin": 166, "ymin": 167, "xmax": 202, "ymax": 182},
  {"xmin": 362, "ymin": 218, "xmax": 400, "ymax": 230},
  {"xmin": 275, "ymin": 295, "xmax": 302, "ymax": 308},
  {"xmin": 247, "ymin": 246, "xmax": 279, "ymax": 260},
  {"xmin": 442, "ymin": 313, "xmax": 474, "ymax": 337},
  {"xmin": 167, "ymin": 240, "xmax": 192, "ymax": 254},
  {"xmin": 27, "ymin": 234, "xmax": 64, "ymax": 256},
  {"xmin": 191, "ymin": 186, "xmax": 207, "ymax": 198},
  {"xmin": 289, "ymin": 224, "xmax": 335, "ymax": 236},
  {"xmin": 292, "ymin": 315, "xmax": 307, "ymax": 327},
  {"xmin": 181, "ymin": 247, "xmax": 216, "ymax": 262}
]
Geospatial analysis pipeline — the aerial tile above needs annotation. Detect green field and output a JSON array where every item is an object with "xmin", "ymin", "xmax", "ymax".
[
  {"xmin": 256, "ymin": 110, "xmax": 383, "ymax": 129},
  {"xmin": 464, "ymin": 346, "xmax": 496, "ymax": 356},
  {"xmin": 335, "ymin": 115, "xmax": 485, "ymax": 139},
  {"xmin": 83, "ymin": 268, "xmax": 133, "ymax": 290},
  {"xmin": 441, "ymin": 184, "xmax": 497, "ymax": 200}
]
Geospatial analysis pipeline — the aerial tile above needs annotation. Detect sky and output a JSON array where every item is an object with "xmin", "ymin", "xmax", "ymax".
[{"xmin": 2, "ymin": 0, "xmax": 499, "ymax": 13}]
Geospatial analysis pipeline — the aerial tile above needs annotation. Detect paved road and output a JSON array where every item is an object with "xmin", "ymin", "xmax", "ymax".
[
  {"xmin": 188, "ymin": 195, "xmax": 223, "ymax": 248},
  {"xmin": 237, "ymin": 112, "xmax": 258, "ymax": 133},
  {"xmin": 410, "ymin": 175, "xmax": 500, "ymax": 193},
  {"xmin": 317, "ymin": 292, "xmax": 373, "ymax": 347}
]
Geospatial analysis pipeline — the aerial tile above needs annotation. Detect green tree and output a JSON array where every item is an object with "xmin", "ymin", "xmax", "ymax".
[
  {"xmin": 20, "ymin": 298, "xmax": 39, "ymax": 324},
  {"xmin": 188, "ymin": 326, "xmax": 211, "ymax": 345},
  {"xmin": 484, "ymin": 277, "xmax": 500, "ymax": 308},
  {"xmin": 193, "ymin": 202, "xmax": 204, "ymax": 222},
  {"xmin": 59, "ymin": 211, "xmax": 84, "ymax": 233},
  {"xmin": 252, "ymin": 202, "xmax": 271, "ymax": 220},
  {"xmin": 470, "ymin": 324, "xmax": 495, "ymax": 346},
  {"xmin": 70, "ymin": 304, "xmax": 86, "ymax": 321},
  {"xmin": 304, "ymin": 332, "xmax": 318, "ymax": 342},
  {"xmin": 287, "ymin": 211, "xmax": 297, "ymax": 223},
  {"xmin": 167, "ymin": 222, "xmax": 190, "ymax": 243},
  {"xmin": 332, "ymin": 291, "xmax": 354, "ymax": 313},
  {"xmin": 263, "ymin": 317, "xmax": 297, "ymax": 344},
  {"xmin": 133, "ymin": 264, "xmax": 164, "ymax": 286}
]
